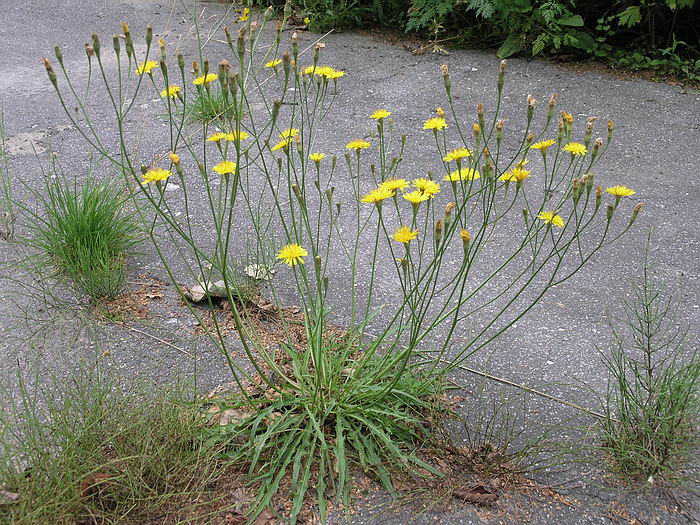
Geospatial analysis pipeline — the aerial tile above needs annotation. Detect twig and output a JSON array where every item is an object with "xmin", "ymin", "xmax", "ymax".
[{"xmin": 124, "ymin": 325, "xmax": 197, "ymax": 359}]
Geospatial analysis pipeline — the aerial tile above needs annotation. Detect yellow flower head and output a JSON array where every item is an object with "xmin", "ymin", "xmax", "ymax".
[
  {"xmin": 207, "ymin": 132, "xmax": 228, "ymax": 142},
  {"xmin": 443, "ymin": 148, "xmax": 472, "ymax": 162},
  {"xmin": 530, "ymin": 139, "xmax": 556, "ymax": 151},
  {"xmin": 280, "ymin": 128, "xmax": 300, "ymax": 139},
  {"xmin": 168, "ymin": 152, "xmax": 181, "ymax": 165},
  {"xmin": 563, "ymin": 142, "xmax": 587, "ymax": 156},
  {"xmin": 360, "ymin": 187, "xmax": 394, "ymax": 204},
  {"xmin": 193, "ymin": 73, "xmax": 218, "ymax": 85},
  {"xmin": 403, "ymin": 190, "xmax": 430, "ymax": 205},
  {"xmin": 423, "ymin": 117, "xmax": 447, "ymax": 131},
  {"xmin": 224, "ymin": 130, "xmax": 250, "ymax": 141},
  {"xmin": 142, "ymin": 168, "xmax": 172, "ymax": 184},
  {"xmin": 561, "ymin": 111, "xmax": 574, "ymax": 124},
  {"xmin": 413, "ymin": 178, "xmax": 440, "ymax": 196},
  {"xmin": 309, "ymin": 152, "xmax": 326, "ymax": 163},
  {"xmin": 277, "ymin": 243, "xmax": 308, "ymax": 267},
  {"xmin": 370, "ymin": 109, "xmax": 391, "ymax": 120},
  {"xmin": 436, "ymin": 107, "xmax": 445, "ymax": 118},
  {"xmin": 380, "ymin": 178, "xmax": 409, "ymax": 192},
  {"xmin": 499, "ymin": 167, "xmax": 530, "ymax": 183},
  {"xmin": 393, "ymin": 226, "xmax": 418, "ymax": 244},
  {"xmin": 516, "ymin": 158, "xmax": 529, "ymax": 168},
  {"xmin": 265, "ymin": 59, "xmax": 282, "ymax": 68},
  {"xmin": 325, "ymin": 69, "xmax": 345, "ymax": 79},
  {"xmin": 346, "ymin": 140, "xmax": 371, "ymax": 151},
  {"xmin": 444, "ymin": 168, "xmax": 480, "ymax": 182},
  {"xmin": 537, "ymin": 211, "xmax": 565, "ymax": 228},
  {"xmin": 271, "ymin": 138, "xmax": 292, "ymax": 151},
  {"xmin": 238, "ymin": 7, "xmax": 250, "ymax": 22},
  {"xmin": 304, "ymin": 17, "xmax": 311, "ymax": 24},
  {"xmin": 160, "ymin": 85, "xmax": 181, "ymax": 99},
  {"xmin": 136, "ymin": 60, "xmax": 159, "ymax": 75},
  {"xmin": 606, "ymin": 185, "xmax": 635, "ymax": 197},
  {"xmin": 212, "ymin": 160, "xmax": 237, "ymax": 175},
  {"xmin": 460, "ymin": 229, "xmax": 471, "ymax": 243}
]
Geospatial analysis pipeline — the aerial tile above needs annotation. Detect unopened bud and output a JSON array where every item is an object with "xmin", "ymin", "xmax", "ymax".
[
  {"xmin": 146, "ymin": 25, "xmax": 153, "ymax": 47},
  {"xmin": 435, "ymin": 219, "xmax": 443, "ymax": 244},
  {"xmin": 522, "ymin": 208, "xmax": 529, "ymax": 223},
  {"xmin": 436, "ymin": 106, "xmax": 445, "ymax": 118},
  {"xmin": 91, "ymin": 32, "xmax": 101, "ymax": 57},
  {"xmin": 629, "ymin": 202, "xmax": 644, "ymax": 226},
  {"xmin": 42, "ymin": 58, "xmax": 57, "ymax": 87},
  {"xmin": 440, "ymin": 63, "xmax": 451, "ymax": 94},
  {"xmin": 526, "ymin": 133, "xmax": 534, "ymax": 145},
  {"xmin": 323, "ymin": 275, "xmax": 329, "ymax": 292},
  {"xmin": 460, "ymin": 229, "xmax": 471, "ymax": 252},
  {"xmin": 168, "ymin": 152, "xmax": 181, "ymax": 165},
  {"xmin": 607, "ymin": 120, "xmax": 614, "ymax": 142},
  {"xmin": 445, "ymin": 201, "xmax": 455, "ymax": 217},
  {"xmin": 271, "ymin": 98, "xmax": 281, "ymax": 123},
  {"xmin": 473, "ymin": 122, "xmax": 480, "ymax": 137},
  {"xmin": 237, "ymin": 26, "xmax": 246, "ymax": 63},
  {"xmin": 112, "ymin": 35, "xmax": 120, "ymax": 56},
  {"xmin": 54, "ymin": 45, "xmax": 63, "ymax": 64},
  {"xmin": 527, "ymin": 94, "xmax": 536, "ymax": 122},
  {"xmin": 496, "ymin": 119, "xmax": 504, "ymax": 144},
  {"xmin": 85, "ymin": 44, "xmax": 95, "ymax": 58},
  {"xmin": 547, "ymin": 93, "xmax": 558, "ymax": 120},
  {"xmin": 497, "ymin": 60, "xmax": 506, "ymax": 93},
  {"xmin": 606, "ymin": 203, "xmax": 614, "ymax": 221}
]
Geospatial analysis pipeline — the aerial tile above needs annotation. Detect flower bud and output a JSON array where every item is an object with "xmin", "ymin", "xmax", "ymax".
[
  {"xmin": 460, "ymin": 229, "xmax": 471, "ymax": 252},
  {"xmin": 476, "ymin": 103, "xmax": 485, "ymax": 131},
  {"xmin": 146, "ymin": 24, "xmax": 153, "ymax": 47},
  {"xmin": 436, "ymin": 106, "xmax": 445, "ymax": 118},
  {"xmin": 271, "ymin": 98, "xmax": 281, "ymax": 123},
  {"xmin": 527, "ymin": 94, "xmax": 536, "ymax": 123},
  {"xmin": 91, "ymin": 32, "xmax": 101, "ymax": 57},
  {"xmin": 546, "ymin": 93, "xmax": 557, "ymax": 122},
  {"xmin": 473, "ymin": 122, "xmax": 480, "ymax": 139},
  {"xmin": 42, "ymin": 58, "xmax": 57, "ymax": 88},
  {"xmin": 85, "ymin": 44, "xmax": 95, "ymax": 58},
  {"xmin": 435, "ymin": 219, "xmax": 443, "ymax": 244},
  {"xmin": 629, "ymin": 202, "xmax": 644, "ymax": 226},
  {"xmin": 176, "ymin": 53, "xmax": 185, "ymax": 75},
  {"xmin": 595, "ymin": 185, "xmax": 603, "ymax": 210},
  {"xmin": 591, "ymin": 137, "xmax": 603, "ymax": 161},
  {"xmin": 323, "ymin": 274, "xmax": 329, "ymax": 292},
  {"xmin": 606, "ymin": 203, "xmax": 614, "ymax": 222},
  {"xmin": 497, "ymin": 60, "xmax": 506, "ymax": 93},
  {"xmin": 112, "ymin": 35, "xmax": 120, "ymax": 56},
  {"xmin": 440, "ymin": 63, "xmax": 451, "ymax": 94},
  {"xmin": 192, "ymin": 60, "xmax": 200, "ymax": 76},
  {"xmin": 291, "ymin": 32, "xmax": 299, "ymax": 62},
  {"xmin": 237, "ymin": 26, "xmax": 246, "ymax": 64},
  {"xmin": 522, "ymin": 208, "xmax": 529, "ymax": 223},
  {"xmin": 54, "ymin": 45, "xmax": 63, "ymax": 65},
  {"xmin": 526, "ymin": 133, "xmax": 534, "ymax": 146}
]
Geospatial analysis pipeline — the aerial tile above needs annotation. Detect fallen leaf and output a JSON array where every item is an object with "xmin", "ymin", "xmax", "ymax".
[
  {"xmin": 0, "ymin": 491, "xmax": 19, "ymax": 504},
  {"xmin": 208, "ymin": 406, "xmax": 250, "ymax": 426},
  {"xmin": 254, "ymin": 509, "xmax": 276, "ymax": 525},
  {"xmin": 454, "ymin": 485, "xmax": 498, "ymax": 505},
  {"xmin": 79, "ymin": 473, "xmax": 111, "ymax": 498}
]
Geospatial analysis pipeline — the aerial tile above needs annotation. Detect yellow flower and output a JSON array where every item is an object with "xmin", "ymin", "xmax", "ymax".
[
  {"xmin": 207, "ymin": 132, "xmax": 228, "ymax": 142},
  {"xmin": 393, "ymin": 226, "xmax": 418, "ymax": 244},
  {"xmin": 606, "ymin": 185, "xmax": 635, "ymax": 197},
  {"xmin": 360, "ymin": 187, "xmax": 394, "ymax": 203},
  {"xmin": 413, "ymin": 178, "xmax": 440, "ymax": 196},
  {"xmin": 423, "ymin": 117, "xmax": 447, "ymax": 130},
  {"xmin": 160, "ymin": 85, "xmax": 181, "ymax": 98},
  {"xmin": 309, "ymin": 152, "xmax": 326, "ymax": 163},
  {"xmin": 380, "ymin": 178, "xmax": 409, "ymax": 192},
  {"xmin": 473, "ymin": 123, "xmax": 481, "ymax": 134},
  {"xmin": 280, "ymin": 128, "xmax": 300, "ymax": 139},
  {"xmin": 212, "ymin": 160, "xmax": 237, "ymax": 175},
  {"xmin": 370, "ymin": 109, "xmax": 391, "ymax": 120},
  {"xmin": 347, "ymin": 140, "xmax": 371, "ymax": 151},
  {"xmin": 537, "ymin": 211, "xmax": 565, "ymax": 228},
  {"xmin": 444, "ymin": 168, "xmax": 480, "ymax": 182},
  {"xmin": 168, "ymin": 152, "xmax": 181, "ymax": 165},
  {"xmin": 304, "ymin": 17, "xmax": 311, "ymax": 24},
  {"xmin": 193, "ymin": 73, "xmax": 218, "ymax": 85},
  {"xmin": 224, "ymin": 130, "xmax": 249, "ymax": 141},
  {"xmin": 499, "ymin": 168, "xmax": 530, "ymax": 182},
  {"xmin": 561, "ymin": 111, "xmax": 574, "ymax": 124},
  {"xmin": 460, "ymin": 229, "xmax": 471, "ymax": 242},
  {"xmin": 403, "ymin": 190, "xmax": 430, "ymax": 204},
  {"xmin": 516, "ymin": 158, "xmax": 529, "ymax": 168},
  {"xmin": 271, "ymin": 138, "xmax": 291, "ymax": 151},
  {"xmin": 443, "ymin": 148, "xmax": 472, "ymax": 162},
  {"xmin": 530, "ymin": 139, "xmax": 556, "ymax": 151},
  {"xmin": 136, "ymin": 60, "xmax": 159, "ymax": 75},
  {"xmin": 325, "ymin": 69, "xmax": 345, "ymax": 79},
  {"xmin": 265, "ymin": 59, "xmax": 282, "ymax": 68},
  {"xmin": 142, "ymin": 168, "xmax": 172, "ymax": 184},
  {"xmin": 563, "ymin": 142, "xmax": 587, "ymax": 156},
  {"xmin": 277, "ymin": 243, "xmax": 308, "ymax": 267},
  {"xmin": 436, "ymin": 107, "xmax": 445, "ymax": 118},
  {"xmin": 238, "ymin": 7, "xmax": 250, "ymax": 22}
]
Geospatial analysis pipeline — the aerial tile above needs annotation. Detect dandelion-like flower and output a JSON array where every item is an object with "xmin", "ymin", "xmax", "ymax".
[
  {"xmin": 309, "ymin": 152, "xmax": 326, "ymax": 163},
  {"xmin": 160, "ymin": 85, "xmax": 181, "ymax": 99},
  {"xmin": 413, "ymin": 178, "xmax": 440, "ymax": 196},
  {"xmin": 499, "ymin": 168, "xmax": 530, "ymax": 182},
  {"xmin": 423, "ymin": 117, "xmax": 447, "ymax": 131},
  {"xmin": 561, "ymin": 111, "xmax": 574, "ymax": 124},
  {"xmin": 393, "ymin": 226, "xmax": 418, "ymax": 244},
  {"xmin": 380, "ymin": 178, "xmax": 409, "ymax": 192},
  {"xmin": 360, "ymin": 187, "xmax": 394, "ymax": 203},
  {"xmin": 370, "ymin": 109, "xmax": 391, "ymax": 120},
  {"xmin": 207, "ymin": 132, "xmax": 228, "ymax": 142},
  {"xmin": 403, "ymin": 190, "xmax": 430, "ymax": 204},
  {"xmin": 193, "ymin": 73, "xmax": 218, "ymax": 85},
  {"xmin": 280, "ymin": 128, "xmax": 300, "ymax": 139},
  {"xmin": 460, "ymin": 229, "xmax": 471, "ymax": 242},
  {"xmin": 346, "ymin": 140, "xmax": 371, "ymax": 151},
  {"xmin": 325, "ymin": 69, "xmax": 345, "ymax": 79},
  {"xmin": 606, "ymin": 185, "xmax": 635, "ymax": 197},
  {"xmin": 238, "ymin": 7, "xmax": 250, "ymax": 22},
  {"xmin": 265, "ymin": 59, "xmax": 282, "ymax": 68},
  {"xmin": 537, "ymin": 211, "xmax": 565, "ymax": 228},
  {"xmin": 444, "ymin": 168, "xmax": 480, "ymax": 182},
  {"xmin": 530, "ymin": 139, "xmax": 556, "ymax": 151},
  {"xmin": 142, "ymin": 168, "xmax": 172, "ymax": 184},
  {"xmin": 436, "ymin": 107, "xmax": 445, "ymax": 117},
  {"xmin": 271, "ymin": 138, "xmax": 292, "ymax": 151},
  {"xmin": 304, "ymin": 17, "xmax": 311, "ymax": 24},
  {"xmin": 224, "ymin": 131, "xmax": 249, "ymax": 141},
  {"xmin": 136, "ymin": 60, "xmax": 159, "ymax": 75},
  {"xmin": 277, "ymin": 243, "xmax": 308, "ymax": 267},
  {"xmin": 564, "ymin": 142, "xmax": 587, "ymax": 156},
  {"xmin": 443, "ymin": 148, "xmax": 471, "ymax": 162},
  {"xmin": 212, "ymin": 160, "xmax": 237, "ymax": 175}
]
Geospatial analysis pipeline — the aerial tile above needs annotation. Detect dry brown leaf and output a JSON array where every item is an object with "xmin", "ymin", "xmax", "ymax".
[
  {"xmin": 253, "ymin": 509, "xmax": 276, "ymax": 525},
  {"xmin": 79, "ymin": 473, "xmax": 111, "ymax": 498},
  {"xmin": 0, "ymin": 490, "xmax": 19, "ymax": 504},
  {"xmin": 207, "ymin": 406, "xmax": 250, "ymax": 427},
  {"xmin": 454, "ymin": 485, "xmax": 498, "ymax": 505}
]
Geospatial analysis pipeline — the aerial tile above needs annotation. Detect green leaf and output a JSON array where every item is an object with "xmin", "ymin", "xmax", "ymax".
[
  {"xmin": 497, "ymin": 33, "xmax": 522, "ymax": 58},
  {"xmin": 560, "ymin": 15, "xmax": 584, "ymax": 27},
  {"xmin": 618, "ymin": 6, "xmax": 642, "ymax": 27},
  {"xmin": 571, "ymin": 31, "xmax": 595, "ymax": 51}
]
